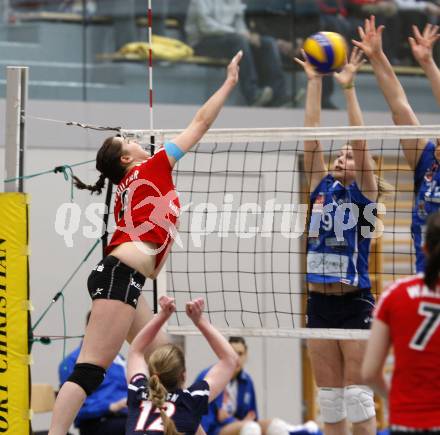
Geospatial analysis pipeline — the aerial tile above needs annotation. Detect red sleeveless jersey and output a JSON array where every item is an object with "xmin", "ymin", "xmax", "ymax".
[
  {"xmin": 106, "ymin": 149, "xmax": 180, "ymax": 268},
  {"xmin": 375, "ymin": 275, "xmax": 440, "ymax": 428}
]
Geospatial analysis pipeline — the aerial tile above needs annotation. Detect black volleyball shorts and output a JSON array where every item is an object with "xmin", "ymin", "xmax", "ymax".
[
  {"xmin": 87, "ymin": 255, "xmax": 146, "ymax": 308},
  {"xmin": 306, "ymin": 289, "xmax": 375, "ymax": 329}
]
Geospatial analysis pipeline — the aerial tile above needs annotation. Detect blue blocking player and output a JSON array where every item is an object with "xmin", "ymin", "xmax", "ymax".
[
  {"xmin": 354, "ymin": 16, "xmax": 440, "ymax": 273},
  {"xmin": 295, "ymin": 47, "xmax": 385, "ymax": 435},
  {"xmin": 125, "ymin": 296, "xmax": 238, "ymax": 435}
]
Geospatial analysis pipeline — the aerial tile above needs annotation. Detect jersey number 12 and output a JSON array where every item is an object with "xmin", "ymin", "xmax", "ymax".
[{"xmin": 135, "ymin": 401, "xmax": 176, "ymax": 432}]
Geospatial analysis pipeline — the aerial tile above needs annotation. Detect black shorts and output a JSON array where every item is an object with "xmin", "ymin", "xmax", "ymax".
[
  {"xmin": 306, "ymin": 289, "xmax": 375, "ymax": 329},
  {"xmin": 87, "ymin": 256, "xmax": 146, "ymax": 308}
]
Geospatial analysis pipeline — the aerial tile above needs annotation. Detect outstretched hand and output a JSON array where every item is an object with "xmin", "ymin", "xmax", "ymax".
[
  {"xmin": 353, "ymin": 15, "xmax": 384, "ymax": 58},
  {"xmin": 294, "ymin": 49, "xmax": 320, "ymax": 80},
  {"xmin": 334, "ymin": 46, "xmax": 366, "ymax": 87},
  {"xmin": 226, "ymin": 51, "xmax": 243, "ymax": 86},
  {"xmin": 409, "ymin": 24, "xmax": 440, "ymax": 66},
  {"xmin": 159, "ymin": 295, "xmax": 176, "ymax": 317},
  {"xmin": 185, "ymin": 298, "xmax": 205, "ymax": 325}
]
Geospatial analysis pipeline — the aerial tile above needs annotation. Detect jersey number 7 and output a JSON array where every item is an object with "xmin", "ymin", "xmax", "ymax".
[
  {"xmin": 135, "ymin": 401, "xmax": 176, "ymax": 432},
  {"xmin": 410, "ymin": 302, "xmax": 440, "ymax": 351}
]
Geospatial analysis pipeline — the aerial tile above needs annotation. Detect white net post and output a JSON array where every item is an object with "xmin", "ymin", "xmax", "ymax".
[{"xmin": 4, "ymin": 66, "xmax": 28, "ymax": 193}]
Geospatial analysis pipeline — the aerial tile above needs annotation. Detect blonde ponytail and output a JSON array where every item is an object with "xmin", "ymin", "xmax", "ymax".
[
  {"xmin": 148, "ymin": 344, "xmax": 186, "ymax": 435},
  {"xmin": 148, "ymin": 375, "xmax": 180, "ymax": 435},
  {"xmin": 375, "ymin": 174, "xmax": 394, "ymax": 202}
]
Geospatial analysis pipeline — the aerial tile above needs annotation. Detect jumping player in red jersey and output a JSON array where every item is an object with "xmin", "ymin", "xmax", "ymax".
[
  {"xmin": 48, "ymin": 51, "xmax": 243, "ymax": 435},
  {"xmin": 125, "ymin": 295, "xmax": 238, "ymax": 435},
  {"xmin": 362, "ymin": 211, "xmax": 440, "ymax": 435}
]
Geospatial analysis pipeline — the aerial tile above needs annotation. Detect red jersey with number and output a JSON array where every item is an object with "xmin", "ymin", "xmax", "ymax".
[
  {"xmin": 375, "ymin": 275, "xmax": 440, "ymax": 428},
  {"xmin": 106, "ymin": 149, "xmax": 180, "ymax": 268}
]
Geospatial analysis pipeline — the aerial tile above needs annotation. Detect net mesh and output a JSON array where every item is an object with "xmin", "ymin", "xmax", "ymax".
[{"xmin": 116, "ymin": 126, "xmax": 440, "ymax": 339}]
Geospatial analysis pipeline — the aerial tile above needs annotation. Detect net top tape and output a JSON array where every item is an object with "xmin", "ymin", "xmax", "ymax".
[
  {"xmin": 122, "ymin": 125, "xmax": 440, "ymax": 150},
  {"xmin": 167, "ymin": 326, "xmax": 370, "ymax": 340}
]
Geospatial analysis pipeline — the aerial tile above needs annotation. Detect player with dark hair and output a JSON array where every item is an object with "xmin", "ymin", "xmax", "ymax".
[
  {"xmin": 362, "ymin": 211, "xmax": 440, "ymax": 434},
  {"xmin": 196, "ymin": 336, "xmax": 298, "ymax": 435},
  {"xmin": 354, "ymin": 16, "xmax": 440, "ymax": 273},
  {"xmin": 295, "ymin": 47, "xmax": 383, "ymax": 435},
  {"xmin": 125, "ymin": 296, "xmax": 238, "ymax": 435},
  {"xmin": 48, "ymin": 51, "xmax": 242, "ymax": 435}
]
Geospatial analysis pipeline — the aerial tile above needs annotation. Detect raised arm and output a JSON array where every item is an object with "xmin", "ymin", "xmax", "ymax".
[
  {"xmin": 409, "ymin": 24, "xmax": 440, "ymax": 107},
  {"xmin": 165, "ymin": 51, "xmax": 242, "ymax": 168},
  {"xmin": 185, "ymin": 299, "xmax": 238, "ymax": 402},
  {"xmin": 334, "ymin": 47, "xmax": 378, "ymax": 200},
  {"xmin": 294, "ymin": 51, "xmax": 328, "ymax": 192},
  {"xmin": 353, "ymin": 16, "xmax": 428, "ymax": 170},
  {"xmin": 126, "ymin": 296, "xmax": 176, "ymax": 381},
  {"xmin": 361, "ymin": 319, "xmax": 391, "ymax": 398}
]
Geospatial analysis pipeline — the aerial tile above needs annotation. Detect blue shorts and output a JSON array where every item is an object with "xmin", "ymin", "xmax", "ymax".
[{"xmin": 306, "ymin": 289, "xmax": 375, "ymax": 329}]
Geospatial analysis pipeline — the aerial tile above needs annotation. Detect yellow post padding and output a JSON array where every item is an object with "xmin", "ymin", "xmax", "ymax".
[{"xmin": 0, "ymin": 193, "xmax": 30, "ymax": 434}]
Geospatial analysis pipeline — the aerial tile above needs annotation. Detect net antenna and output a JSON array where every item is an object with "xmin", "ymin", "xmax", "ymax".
[
  {"xmin": 121, "ymin": 125, "xmax": 440, "ymax": 340},
  {"xmin": 145, "ymin": 0, "xmax": 166, "ymax": 314}
]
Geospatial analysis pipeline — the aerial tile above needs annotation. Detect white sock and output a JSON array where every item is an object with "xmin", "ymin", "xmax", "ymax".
[
  {"xmin": 267, "ymin": 418, "xmax": 289, "ymax": 435},
  {"xmin": 240, "ymin": 422, "xmax": 262, "ymax": 435}
]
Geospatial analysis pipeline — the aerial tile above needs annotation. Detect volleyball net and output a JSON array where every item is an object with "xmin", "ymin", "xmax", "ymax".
[{"xmin": 114, "ymin": 125, "xmax": 439, "ymax": 339}]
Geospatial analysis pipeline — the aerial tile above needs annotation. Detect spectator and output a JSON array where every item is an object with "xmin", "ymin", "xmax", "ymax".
[
  {"xmin": 96, "ymin": 0, "xmax": 169, "ymax": 51},
  {"xmin": 185, "ymin": 0, "xmax": 288, "ymax": 107},
  {"xmin": 244, "ymin": 0, "xmax": 299, "ymax": 60},
  {"xmin": 318, "ymin": 0, "xmax": 353, "ymax": 109},
  {"xmin": 395, "ymin": 0, "xmax": 440, "ymax": 18},
  {"xmin": 346, "ymin": 0, "xmax": 400, "ymax": 62},
  {"xmin": 395, "ymin": 0, "xmax": 440, "ymax": 59},
  {"xmin": 58, "ymin": 312, "xmax": 127, "ymax": 435},
  {"xmin": 318, "ymin": 0, "xmax": 352, "ymax": 36},
  {"xmin": 195, "ymin": 337, "xmax": 317, "ymax": 435}
]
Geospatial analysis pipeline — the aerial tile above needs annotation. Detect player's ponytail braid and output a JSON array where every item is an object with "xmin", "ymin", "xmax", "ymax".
[
  {"xmin": 148, "ymin": 375, "xmax": 180, "ymax": 435},
  {"xmin": 375, "ymin": 175, "xmax": 393, "ymax": 202},
  {"xmin": 73, "ymin": 136, "xmax": 128, "ymax": 194},
  {"xmin": 424, "ymin": 212, "xmax": 440, "ymax": 290},
  {"xmin": 148, "ymin": 344, "xmax": 185, "ymax": 435},
  {"xmin": 73, "ymin": 172, "xmax": 106, "ymax": 195}
]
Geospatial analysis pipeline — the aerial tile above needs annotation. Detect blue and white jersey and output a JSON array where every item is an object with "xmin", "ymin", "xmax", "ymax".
[
  {"xmin": 306, "ymin": 174, "xmax": 376, "ymax": 289},
  {"xmin": 412, "ymin": 141, "xmax": 440, "ymax": 273},
  {"xmin": 126, "ymin": 373, "xmax": 209, "ymax": 435}
]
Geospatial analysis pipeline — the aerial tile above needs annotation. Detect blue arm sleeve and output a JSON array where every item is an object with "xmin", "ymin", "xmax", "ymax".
[{"xmin": 164, "ymin": 142, "xmax": 185, "ymax": 161}]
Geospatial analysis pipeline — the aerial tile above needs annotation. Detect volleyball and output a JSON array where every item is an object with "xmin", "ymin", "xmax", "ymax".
[{"xmin": 303, "ymin": 31, "xmax": 348, "ymax": 74}]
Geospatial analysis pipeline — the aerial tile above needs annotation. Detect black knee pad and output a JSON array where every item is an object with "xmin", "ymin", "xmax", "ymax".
[{"xmin": 67, "ymin": 363, "xmax": 106, "ymax": 396}]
